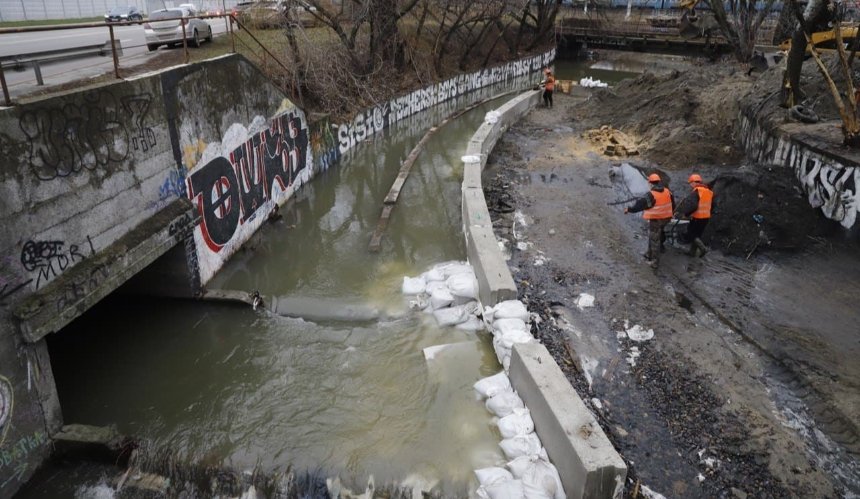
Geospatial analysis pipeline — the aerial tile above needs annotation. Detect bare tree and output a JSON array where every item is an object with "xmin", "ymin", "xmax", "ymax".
[
  {"xmin": 702, "ymin": 0, "xmax": 778, "ymax": 62},
  {"xmin": 781, "ymin": 0, "xmax": 833, "ymax": 107}
]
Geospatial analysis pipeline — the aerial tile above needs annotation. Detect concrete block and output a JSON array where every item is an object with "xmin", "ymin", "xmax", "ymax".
[
  {"xmin": 462, "ymin": 159, "xmax": 484, "ymax": 190},
  {"xmin": 462, "ymin": 187, "xmax": 493, "ymax": 229},
  {"xmin": 510, "ymin": 343, "xmax": 627, "ymax": 499},
  {"xmin": 465, "ymin": 224, "xmax": 517, "ymax": 307}
]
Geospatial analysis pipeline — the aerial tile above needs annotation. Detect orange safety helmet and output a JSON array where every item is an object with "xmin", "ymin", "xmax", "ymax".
[
  {"xmin": 688, "ymin": 173, "xmax": 703, "ymax": 184},
  {"xmin": 647, "ymin": 173, "xmax": 661, "ymax": 183}
]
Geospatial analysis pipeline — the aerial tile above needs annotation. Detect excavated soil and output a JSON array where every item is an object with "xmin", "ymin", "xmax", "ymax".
[{"xmin": 482, "ymin": 77, "xmax": 860, "ymax": 498}]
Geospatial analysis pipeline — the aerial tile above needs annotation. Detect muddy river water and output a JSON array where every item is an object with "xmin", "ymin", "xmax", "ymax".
[{"xmin": 21, "ymin": 59, "xmax": 642, "ymax": 497}]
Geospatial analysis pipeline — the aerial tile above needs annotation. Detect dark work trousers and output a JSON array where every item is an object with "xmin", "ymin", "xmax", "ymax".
[
  {"xmin": 685, "ymin": 218, "xmax": 709, "ymax": 242},
  {"xmin": 647, "ymin": 218, "xmax": 671, "ymax": 263},
  {"xmin": 543, "ymin": 89, "xmax": 553, "ymax": 108}
]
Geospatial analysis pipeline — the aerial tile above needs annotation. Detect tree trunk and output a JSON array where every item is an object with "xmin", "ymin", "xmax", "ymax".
[{"xmin": 782, "ymin": 0, "xmax": 831, "ymax": 107}]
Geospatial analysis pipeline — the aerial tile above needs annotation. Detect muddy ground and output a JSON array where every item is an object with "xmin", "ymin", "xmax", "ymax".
[{"xmin": 483, "ymin": 79, "xmax": 860, "ymax": 497}]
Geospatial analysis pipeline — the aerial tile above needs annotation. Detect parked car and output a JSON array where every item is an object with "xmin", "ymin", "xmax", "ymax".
[
  {"xmin": 144, "ymin": 7, "xmax": 213, "ymax": 51},
  {"xmin": 105, "ymin": 5, "xmax": 144, "ymax": 23}
]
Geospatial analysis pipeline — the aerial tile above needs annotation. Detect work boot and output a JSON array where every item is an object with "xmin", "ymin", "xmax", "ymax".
[{"xmin": 693, "ymin": 238, "xmax": 708, "ymax": 257}]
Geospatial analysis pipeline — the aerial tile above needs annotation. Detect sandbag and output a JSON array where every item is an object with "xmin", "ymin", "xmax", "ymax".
[
  {"xmin": 402, "ymin": 276, "xmax": 426, "ymax": 295},
  {"xmin": 483, "ymin": 479, "xmax": 525, "ymax": 499},
  {"xmin": 492, "ymin": 336, "xmax": 512, "ymax": 370},
  {"xmin": 421, "ymin": 267, "xmax": 446, "ymax": 283},
  {"xmin": 474, "ymin": 372, "xmax": 511, "ymax": 399},
  {"xmin": 507, "ymin": 456, "xmax": 565, "ymax": 499},
  {"xmin": 492, "ymin": 318, "xmax": 528, "ymax": 338},
  {"xmin": 430, "ymin": 287, "xmax": 455, "ymax": 310},
  {"xmin": 446, "ymin": 273, "xmax": 479, "ymax": 300},
  {"xmin": 436, "ymin": 261, "xmax": 474, "ymax": 278},
  {"xmin": 433, "ymin": 304, "xmax": 471, "ymax": 327},
  {"xmin": 486, "ymin": 389, "xmax": 524, "ymax": 417},
  {"xmin": 456, "ymin": 315, "xmax": 485, "ymax": 331},
  {"xmin": 492, "ymin": 301, "xmax": 529, "ymax": 322},
  {"xmin": 498, "ymin": 408, "xmax": 535, "ymax": 439},
  {"xmin": 499, "ymin": 433, "xmax": 542, "ymax": 460},
  {"xmin": 475, "ymin": 467, "xmax": 513, "ymax": 487},
  {"xmin": 494, "ymin": 324, "xmax": 533, "ymax": 349}
]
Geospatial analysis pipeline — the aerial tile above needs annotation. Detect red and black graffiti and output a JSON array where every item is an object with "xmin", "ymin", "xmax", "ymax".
[{"xmin": 186, "ymin": 113, "xmax": 309, "ymax": 252}]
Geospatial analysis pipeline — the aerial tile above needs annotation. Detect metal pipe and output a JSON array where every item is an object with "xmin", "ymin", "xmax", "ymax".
[
  {"xmin": 181, "ymin": 16, "xmax": 189, "ymax": 64},
  {"xmin": 0, "ymin": 63, "xmax": 12, "ymax": 107},
  {"xmin": 109, "ymin": 24, "xmax": 121, "ymax": 79}
]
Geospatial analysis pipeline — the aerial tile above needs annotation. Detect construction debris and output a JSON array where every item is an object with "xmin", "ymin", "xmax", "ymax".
[{"xmin": 584, "ymin": 126, "xmax": 640, "ymax": 157}]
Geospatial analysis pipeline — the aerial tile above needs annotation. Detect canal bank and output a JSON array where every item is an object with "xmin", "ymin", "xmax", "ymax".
[
  {"xmin": 0, "ymin": 48, "xmax": 558, "ymax": 496},
  {"xmin": 480, "ymin": 61, "xmax": 860, "ymax": 497}
]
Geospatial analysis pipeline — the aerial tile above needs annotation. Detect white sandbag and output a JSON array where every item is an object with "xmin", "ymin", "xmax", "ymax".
[
  {"xmin": 486, "ymin": 389, "xmax": 524, "ymax": 417},
  {"xmin": 492, "ymin": 318, "xmax": 528, "ymax": 337},
  {"xmin": 507, "ymin": 457, "xmax": 565, "ymax": 499},
  {"xmin": 433, "ymin": 304, "xmax": 471, "ymax": 327},
  {"xmin": 483, "ymin": 479, "xmax": 525, "ymax": 499},
  {"xmin": 425, "ymin": 280, "xmax": 448, "ymax": 296},
  {"xmin": 475, "ymin": 467, "xmax": 513, "ymax": 487},
  {"xmin": 430, "ymin": 287, "xmax": 455, "ymax": 310},
  {"xmin": 456, "ymin": 315, "xmax": 485, "ymax": 331},
  {"xmin": 421, "ymin": 267, "xmax": 446, "ymax": 283},
  {"xmin": 474, "ymin": 371, "xmax": 511, "ymax": 398},
  {"xmin": 483, "ymin": 305, "xmax": 496, "ymax": 324},
  {"xmin": 498, "ymin": 408, "xmax": 535, "ymax": 439},
  {"xmin": 492, "ymin": 335, "xmax": 511, "ymax": 362},
  {"xmin": 485, "ymin": 111, "xmax": 501, "ymax": 124},
  {"xmin": 499, "ymin": 433, "xmax": 543, "ymax": 460},
  {"xmin": 408, "ymin": 296, "xmax": 429, "ymax": 311},
  {"xmin": 494, "ymin": 324, "xmax": 533, "ymax": 349},
  {"xmin": 446, "ymin": 273, "xmax": 479, "ymax": 300},
  {"xmin": 492, "ymin": 301, "xmax": 529, "ymax": 322},
  {"xmin": 436, "ymin": 261, "xmax": 474, "ymax": 278},
  {"xmin": 402, "ymin": 276, "xmax": 426, "ymax": 295},
  {"xmin": 462, "ymin": 155, "xmax": 481, "ymax": 164},
  {"xmin": 575, "ymin": 293, "xmax": 595, "ymax": 309}
]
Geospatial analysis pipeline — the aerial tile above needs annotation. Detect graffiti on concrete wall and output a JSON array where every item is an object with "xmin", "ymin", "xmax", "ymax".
[
  {"xmin": 0, "ymin": 429, "xmax": 47, "ymax": 489},
  {"xmin": 186, "ymin": 111, "xmax": 311, "ymax": 283},
  {"xmin": 19, "ymin": 236, "xmax": 96, "ymax": 291},
  {"xmin": 20, "ymin": 90, "xmax": 157, "ymax": 181},
  {"xmin": 0, "ymin": 375, "xmax": 11, "ymax": 448},
  {"xmin": 335, "ymin": 50, "xmax": 555, "ymax": 157},
  {"xmin": 740, "ymin": 112, "xmax": 860, "ymax": 229},
  {"xmin": 776, "ymin": 140, "xmax": 860, "ymax": 229}
]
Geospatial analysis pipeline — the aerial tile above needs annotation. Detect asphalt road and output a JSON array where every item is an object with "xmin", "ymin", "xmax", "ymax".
[{"xmin": 0, "ymin": 19, "xmax": 232, "ymax": 98}]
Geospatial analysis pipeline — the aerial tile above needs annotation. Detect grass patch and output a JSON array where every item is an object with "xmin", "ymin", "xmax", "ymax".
[{"xmin": 0, "ymin": 17, "xmax": 104, "ymax": 28}]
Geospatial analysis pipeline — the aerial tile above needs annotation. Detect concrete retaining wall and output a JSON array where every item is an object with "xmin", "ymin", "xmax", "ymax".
[
  {"xmin": 0, "ymin": 53, "xmax": 310, "ymax": 496},
  {"xmin": 737, "ymin": 110, "xmax": 860, "ymax": 229},
  {"xmin": 461, "ymin": 91, "xmax": 628, "ymax": 498}
]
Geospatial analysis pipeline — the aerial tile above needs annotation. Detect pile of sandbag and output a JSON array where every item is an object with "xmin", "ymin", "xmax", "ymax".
[
  {"xmin": 579, "ymin": 76, "xmax": 608, "ymax": 88},
  {"xmin": 472, "ymin": 372, "xmax": 566, "ymax": 499},
  {"xmin": 401, "ymin": 261, "xmax": 484, "ymax": 331},
  {"xmin": 483, "ymin": 300, "xmax": 535, "ymax": 371}
]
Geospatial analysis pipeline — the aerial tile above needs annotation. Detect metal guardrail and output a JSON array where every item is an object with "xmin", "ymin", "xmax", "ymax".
[{"xmin": 0, "ymin": 13, "xmax": 238, "ymax": 107}]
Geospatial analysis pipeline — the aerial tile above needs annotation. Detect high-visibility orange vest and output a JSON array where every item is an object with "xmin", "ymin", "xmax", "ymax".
[
  {"xmin": 643, "ymin": 188, "xmax": 673, "ymax": 220},
  {"xmin": 545, "ymin": 76, "xmax": 555, "ymax": 91},
  {"xmin": 692, "ymin": 185, "xmax": 713, "ymax": 219}
]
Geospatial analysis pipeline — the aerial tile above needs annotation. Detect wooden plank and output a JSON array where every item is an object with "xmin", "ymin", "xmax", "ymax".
[{"xmin": 368, "ymin": 205, "xmax": 395, "ymax": 253}]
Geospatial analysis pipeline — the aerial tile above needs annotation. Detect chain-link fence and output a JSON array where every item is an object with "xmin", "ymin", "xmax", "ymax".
[{"xmin": 0, "ymin": 0, "xmax": 240, "ymax": 22}]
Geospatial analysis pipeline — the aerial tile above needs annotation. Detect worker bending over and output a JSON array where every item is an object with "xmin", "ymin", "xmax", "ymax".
[{"xmin": 540, "ymin": 68, "xmax": 555, "ymax": 108}]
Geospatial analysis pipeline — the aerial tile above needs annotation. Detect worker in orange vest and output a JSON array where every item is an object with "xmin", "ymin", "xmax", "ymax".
[
  {"xmin": 625, "ymin": 173, "xmax": 674, "ymax": 269},
  {"xmin": 676, "ymin": 173, "xmax": 713, "ymax": 257},
  {"xmin": 540, "ymin": 68, "xmax": 555, "ymax": 108}
]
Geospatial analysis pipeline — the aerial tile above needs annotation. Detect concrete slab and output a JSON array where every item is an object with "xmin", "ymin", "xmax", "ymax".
[
  {"xmin": 510, "ymin": 342, "xmax": 627, "ymax": 499},
  {"xmin": 465, "ymin": 224, "xmax": 517, "ymax": 307},
  {"xmin": 462, "ymin": 187, "xmax": 493, "ymax": 229}
]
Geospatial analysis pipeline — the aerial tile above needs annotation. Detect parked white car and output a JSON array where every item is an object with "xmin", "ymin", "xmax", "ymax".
[{"xmin": 144, "ymin": 7, "xmax": 212, "ymax": 52}]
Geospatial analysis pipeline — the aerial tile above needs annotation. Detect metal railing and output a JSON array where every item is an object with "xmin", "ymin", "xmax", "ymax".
[{"xmin": 0, "ymin": 13, "xmax": 298, "ymax": 106}]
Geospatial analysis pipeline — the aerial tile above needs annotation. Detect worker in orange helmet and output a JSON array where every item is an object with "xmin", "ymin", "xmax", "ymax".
[
  {"xmin": 624, "ymin": 172, "xmax": 674, "ymax": 269},
  {"xmin": 676, "ymin": 173, "xmax": 713, "ymax": 257},
  {"xmin": 539, "ymin": 68, "xmax": 555, "ymax": 108}
]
